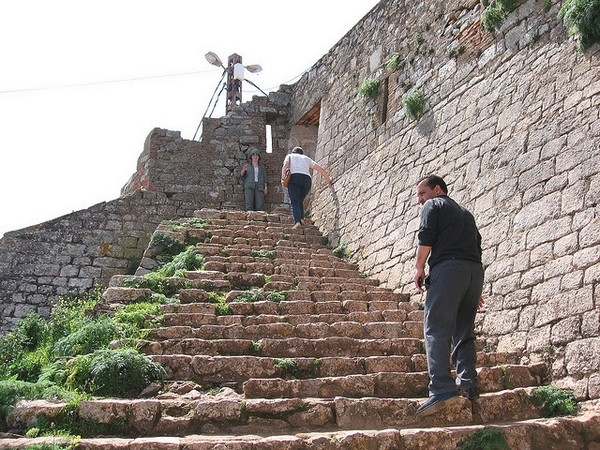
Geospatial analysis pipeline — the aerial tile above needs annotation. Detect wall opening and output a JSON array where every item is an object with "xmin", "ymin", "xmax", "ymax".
[{"xmin": 265, "ymin": 124, "xmax": 273, "ymax": 154}]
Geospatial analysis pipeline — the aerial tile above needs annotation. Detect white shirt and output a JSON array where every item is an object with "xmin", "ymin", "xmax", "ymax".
[{"xmin": 285, "ymin": 153, "xmax": 317, "ymax": 177}]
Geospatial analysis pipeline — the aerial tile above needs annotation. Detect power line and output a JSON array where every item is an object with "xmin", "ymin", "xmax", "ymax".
[{"xmin": 0, "ymin": 69, "xmax": 216, "ymax": 95}]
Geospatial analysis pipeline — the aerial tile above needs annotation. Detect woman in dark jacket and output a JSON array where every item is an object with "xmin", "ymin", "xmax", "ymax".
[{"xmin": 240, "ymin": 149, "xmax": 268, "ymax": 211}]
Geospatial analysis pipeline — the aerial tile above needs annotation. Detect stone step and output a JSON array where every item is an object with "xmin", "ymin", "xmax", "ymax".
[
  {"xmin": 161, "ymin": 303, "xmax": 420, "ymax": 323},
  {"xmin": 242, "ymin": 363, "xmax": 545, "ymax": 399},
  {"xmin": 4, "ymin": 410, "xmax": 599, "ymax": 450},
  {"xmin": 4, "ymin": 388, "xmax": 557, "ymax": 439},
  {"xmin": 162, "ymin": 311, "xmax": 421, "ymax": 328},
  {"xmin": 150, "ymin": 355, "xmax": 427, "ymax": 384},
  {"xmin": 148, "ymin": 353, "xmax": 526, "ymax": 385},
  {"xmin": 139, "ymin": 337, "xmax": 423, "ymax": 357},
  {"xmin": 150, "ymin": 320, "xmax": 424, "ymax": 340},
  {"xmin": 162, "ymin": 298, "xmax": 419, "ymax": 317}
]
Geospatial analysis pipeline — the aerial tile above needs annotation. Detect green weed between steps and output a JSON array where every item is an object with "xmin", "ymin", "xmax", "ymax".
[
  {"xmin": 274, "ymin": 358, "xmax": 321, "ymax": 379},
  {"xmin": 460, "ymin": 427, "xmax": 510, "ymax": 450},
  {"xmin": 233, "ymin": 288, "xmax": 263, "ymax": 303},
  {"xmin": 529, "ymin": 385, "xmax": 578, "ymax": 417},
  {"xmin": 274, "ymin": 358, "xmax": 300, "ymax": 378},
  {"xmin": 251, "ymin": 249, "xmax": 276, "ymax": 259},
  {"xmin": 123, "ymin": 271, "xmax": 192, "ymax": 297}
]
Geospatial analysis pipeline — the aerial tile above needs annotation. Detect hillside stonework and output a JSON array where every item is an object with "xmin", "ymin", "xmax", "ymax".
[
  {"xmin": 0, "ymin": 96, "xmax": 291, "ymax": 333},
  {"xmin": 0, "ymin": 0, "xmax": 598, "ymax": 402}
]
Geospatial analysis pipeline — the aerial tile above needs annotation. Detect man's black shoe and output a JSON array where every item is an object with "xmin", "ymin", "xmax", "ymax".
[
  {"xmin": 415, "ymin": 392, "xmax": 460, "ymax": 417},
  {"xmin": 458, "ymin": 385, "xmax": 480, "ymax": 399}
]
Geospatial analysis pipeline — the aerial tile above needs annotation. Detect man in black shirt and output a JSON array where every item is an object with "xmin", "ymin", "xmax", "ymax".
[{"xmin": 413, "ymin": 174, "xmax": 484, "ymax": 417}]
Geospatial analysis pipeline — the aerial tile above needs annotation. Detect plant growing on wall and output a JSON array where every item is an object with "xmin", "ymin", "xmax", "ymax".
[
  {"xmin": 481, "ymin": 4, "xmax": 506, "ymax": 31},
  {"xmin": 558, "ymin": 0, "xmax": 600, "ymax": 51},
  {"xmin": 385, "ymin": 53, "xmax": 404, "ymax": 71},
  {"xmin": 358, "ymin": 77, "xmax": 380, "ymax": 99},
  {"xmin": 480, "ymin": 0, "xmax": 518, "ymax": 31},
  {"xmin": 403, "ymin": 88, "xmax": 425, "ymax": 120}
]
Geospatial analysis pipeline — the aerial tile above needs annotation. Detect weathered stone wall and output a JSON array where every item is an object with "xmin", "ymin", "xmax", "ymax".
[
  {"xmin": 0, "ymin": 91, "xmax": 292, "ymax": 333},
  {"xmin": 290, "ymin": 0, "xmax": 599, "ymax": 398},
  {"xmin": 0, "ymin": 191, "xmax": 188, "ymax": 332},
  {"xmin": 121, "ymin": 92, "xmax": 292, "ymax": 208}
]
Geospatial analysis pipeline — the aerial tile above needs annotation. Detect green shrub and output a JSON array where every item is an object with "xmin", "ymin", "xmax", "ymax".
[
  {"xmin": 358, "ymin": 77, "xmax": 380, "ymax": 99},
  {"xmin": 558, "ymin": 0, "xmax": 600, "ymax": 50},
  {"xmin": 481, "ymin": 5, "xmax": 506, "ymax": 31},
  {"xmin": 0, "ymin": 333, "xmax": 23, "ymax": 379},
  {"xmin": 530, "ymin": 385, "xmax": 578, "ymax": 417},
  {"xmin": 186, "ymin": 217, "xmax": 209, "ymax": 229},
  {"xmin": 403, "ymin": 88, "xmax": 425, "ymax": 120},
  {"xmin": 151, "ymin": 232, "xmax": 186, "ymax": 259},
  {"xmin": 207, "ymin": 291, "xmax": 226, "ymax": 303},
  {"xmin": 48, "ymin": 289, "xmax": 103, "ymax": 343},
  {"xmin": 157, "ymin": 245, "xmax": 204, "ymax": 277},
  {"xmin": 15, "ymin": 311, "xmax": 49, "ymax": 351},
  {"xmin": 114, "ymin": 302, "xmax": 162, "ymax": 331},
  {"xmin": 460, "ymin": 427, "xmax": 510, "ymax": 450},
  {"xmin": 66, "ymin": 348, "xmax": 164, "ymax": 397},
  {"xmin": 52, "ymin": 317, "xmax": 119, "ymax": 357},
  {"xmin": 12, "ymin": 348, "xmax": 50, "ymax": 383}
]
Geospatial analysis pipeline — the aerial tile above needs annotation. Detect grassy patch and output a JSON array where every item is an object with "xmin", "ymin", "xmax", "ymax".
[
  {"xmin": 460, "ymin": 427, "xmax": 510, "ymax": 450},
  {"xmin": 156, "ymin": 245, "xmax": 204, "ymax": 277},
  {"xmin": 65, "ymin": 348, "xmax": 164, "ymax": 397},
  {"xmin": 123, "ymin": 272, "xmax": 192, "ymax": 297}
]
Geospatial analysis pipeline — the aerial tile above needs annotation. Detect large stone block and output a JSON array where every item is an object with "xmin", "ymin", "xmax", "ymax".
[{"xmin": 565, "ymin": 337, "xmax": 600, "ymax": 375}]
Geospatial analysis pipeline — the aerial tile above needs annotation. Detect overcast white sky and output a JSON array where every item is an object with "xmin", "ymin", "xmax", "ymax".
[{"xmin": 0, "ymin": 0, "xmax": 379, "ymax": 237}]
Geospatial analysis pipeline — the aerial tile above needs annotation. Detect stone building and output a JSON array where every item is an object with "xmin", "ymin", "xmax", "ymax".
[{"xmin": 0, "ymin": 0, "xmax": 598, "ymax": 400}]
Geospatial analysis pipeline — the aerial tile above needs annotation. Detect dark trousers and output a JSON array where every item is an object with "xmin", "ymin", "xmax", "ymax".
[
  {"xmin": 244, "ymin": 183, "xmax": 265, "ymax": 211},
  {"xmin": 423, "ymin": 259, "xmax": 484, "ymax": 396},
  {"xmin": 287, "ymin": 173, "xmax": 312, "ymax": 223}
]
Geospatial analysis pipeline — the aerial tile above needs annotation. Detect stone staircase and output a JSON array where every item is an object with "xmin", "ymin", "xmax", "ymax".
[{"xmin": 2, "ymin": 209, "xmax": 600, "ymax": 449}]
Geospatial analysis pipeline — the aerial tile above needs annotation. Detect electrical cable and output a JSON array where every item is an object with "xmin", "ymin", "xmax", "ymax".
[
  {"xmin": 0, "ymin": 69, "xmax": 215, "ymax": 95},
  {"xmin": 192, "ymin": 69, "xmax": 227, "ymax": 140}
]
